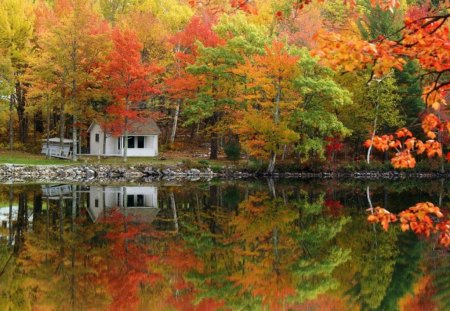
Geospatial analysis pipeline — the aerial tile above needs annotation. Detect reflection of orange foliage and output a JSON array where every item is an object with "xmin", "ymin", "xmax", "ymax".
[
  {"xmin": 399, "ymin": 275, "xmax": 438, "ymax": 311},
  {"xmin": 368, "ymin": 202, "xmax": 449, "ymax": 248},
  {"xmin": 228, "ymin": 193, "xmax": 299, "ymax": 310},
  {"xmin": 290, "ymin": 294, "xmax": 352, "ymax": 311},
  {"xmin": 229, "ymin": 259, "xmax": 296, "ymax": 311},
  {"xmin": 100, "ymin": 209, "xmax": 162, "ymax": 311},
  {"xmin": 399, "ymin": 202, "xmax": 443, "ymax": 237},
  {"xmin": 368, "ymin": 207, "xmax": 397, "ymax": 231}
]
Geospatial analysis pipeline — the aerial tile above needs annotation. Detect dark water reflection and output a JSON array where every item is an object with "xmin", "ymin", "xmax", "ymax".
[{"xmin": 0, "ymin": 180, "xmax": 448, "ymax": 310}]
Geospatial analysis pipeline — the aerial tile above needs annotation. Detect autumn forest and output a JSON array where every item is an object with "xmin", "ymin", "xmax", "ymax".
[
  {"xmin": 0, "ymin": 0, "xmax": 448, "ymax": 171},
  {"xmin": 0, "ymin": 0, "xmax": 450, "ymax": 310}
]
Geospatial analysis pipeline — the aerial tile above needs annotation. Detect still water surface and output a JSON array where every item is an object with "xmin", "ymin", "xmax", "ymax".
[{"xmin": 0, "ymin": 180, "xmax": 448, "ymax": 310}]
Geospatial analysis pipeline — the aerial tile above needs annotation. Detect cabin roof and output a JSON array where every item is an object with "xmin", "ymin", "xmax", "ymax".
[{"xmin": 88, "ymin": 117, "xmax": 161, "ymax": 136}]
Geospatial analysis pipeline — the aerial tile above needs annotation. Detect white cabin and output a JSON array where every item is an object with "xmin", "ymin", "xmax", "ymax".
[
  {"xmin": 87, "ymin": 118, "xmax": 161, "ymax": 157},
  {"xmin": 87, "ymin": 186, "xmax": 159, "ymax": 223}
]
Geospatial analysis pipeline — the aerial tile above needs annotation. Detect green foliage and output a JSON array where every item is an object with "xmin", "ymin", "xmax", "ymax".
[
  {"xmin": 223, "ymin": 140, "xmax": 241, "ymax": 160},
  {"xmin": 358, "ymin": 0, "xmax": 404, "ymax": 41},
  {"xmin": 394, "ymin": 60, "xmax": 425, "ymax": 129},
  {"xmin": 291, "ymin": 48, "xmax": 352, "ymax": 160}
]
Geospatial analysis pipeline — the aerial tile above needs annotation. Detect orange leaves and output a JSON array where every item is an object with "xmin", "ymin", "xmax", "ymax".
[
  {"xmin": 364, "ymin": 135, "xmax": 391, "ymax": 152},
  {"xmin": 421, "ymin": 113, "xmax": 440, "ymax": 139},
  {"xmin": 391, "ymin": 150, "xmax": 416, "ymax": 169},
  {"xmin": 423, "ymin": 140, "xmax": 442, "ymax": 158},
  {"xmin": 367, "ymin": 202, "xmax": 449, "ymax": 248},
  {"xmin": 364, "ymin": 125, "xmax": 445, "ymax": 169},
  {"xmin": 312, "ymin": 30, "xmax": 404, "ymax": 78},
  {"xmin": 395, "ymin": 128, "xmax": 412, "ymax": 138},
  {"xmin": 367, "ymin": 207, "xmax": 397, "ymax": 231}
]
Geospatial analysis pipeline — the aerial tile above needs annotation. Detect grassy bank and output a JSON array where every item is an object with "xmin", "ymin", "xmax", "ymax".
[
  {"xmin": 0, "ymin": 150, "xmax": 235, "ymax": 168},
  {"xmin": 1, "ymin": 150, "xmax": 447, "ymax": 174}
]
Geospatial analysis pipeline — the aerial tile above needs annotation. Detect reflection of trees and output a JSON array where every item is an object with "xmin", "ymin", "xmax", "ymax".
[
  {"xmin": 377, "ymin": 232, "xmax": 423, "ymax": 311},
  {"xmin": 15, "ymin": 188, "xmax": 112, "ymax": 310},
  {"xmin": 180, "ymin": 190, "xmax": 350, "ymax": 310},
  {"xmin": 0, "ymin": 186, "xmax": 164, "ymax": 311},
  {"xmin": 339, "ymin": 214, "xmax": 399, "ymax": 310}
]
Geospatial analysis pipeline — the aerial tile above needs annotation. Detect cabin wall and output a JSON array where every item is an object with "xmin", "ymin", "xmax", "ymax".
[
  {"xmin": 90, "ymin": 124, "xmax": 104, "ymax": 155},
  {"xmin": 89, "ymin": 123, "xmax": 159, "ymax": 157},
  {"xmin": 122, "ymin": 135, "xmax": 158, "ymax": 157}
]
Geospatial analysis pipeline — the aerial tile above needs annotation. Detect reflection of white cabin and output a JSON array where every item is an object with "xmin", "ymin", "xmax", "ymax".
[
  {"xmin": 41, "ymin": 138, "xmax": 73, "ymax": 159},
  {"xmin": 0, "ymin": 206, "xmax": 33, "ymax": 244},
  {"xmin": 87, "ymin": 117, "xmax": 161, "ymax": 157},
  {"xmin": 88, "ymin": 186, "xmax": 159, "ymax": 223},
  {"xmin": 41, "ymin": 185, "xmax": 73, "ymax": 199}
]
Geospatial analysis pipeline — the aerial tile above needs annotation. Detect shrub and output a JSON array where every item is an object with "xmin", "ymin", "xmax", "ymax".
[{"xmin": 224, "ymin": 141, "xmax": 241, "ymax": 160}]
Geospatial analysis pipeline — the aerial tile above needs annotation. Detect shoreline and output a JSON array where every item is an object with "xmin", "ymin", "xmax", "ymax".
[{"xmin": 0, "ymin": 163, "xmax": 448, "ymax": 183}]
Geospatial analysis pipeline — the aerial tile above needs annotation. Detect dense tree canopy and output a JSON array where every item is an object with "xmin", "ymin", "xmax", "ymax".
[{"xmin": 0, "ymin": 0, "xmax": 448, "ymax": 170}]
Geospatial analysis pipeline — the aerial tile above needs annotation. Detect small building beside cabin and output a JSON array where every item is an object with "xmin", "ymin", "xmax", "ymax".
[
  {"xmin": 41, "ymin": 138, "xmax": 73, "ymax": 159},
  {"xmin": 88, "ymin": 117, "xmax": 161, "ymax": 157}
]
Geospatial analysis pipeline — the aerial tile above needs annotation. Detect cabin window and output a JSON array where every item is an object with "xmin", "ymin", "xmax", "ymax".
[
  {"xmin": 127, "ymin": 195, "xmax": 135, "ymax": 207},
  {"xmin": 137, "ymin": 195, "xmax": 144, "ymax": 206},
  {"xmin": 137, "ymin": 136, "xmax": 145, "ymax": 148},
  {"xmin": 117, "ymin": 193, "xmax": 120, "ymax": 206},
  {"xmin": 95, "ymin": 199, "xmax": 99, "ymax": 208},
  {"xmin": 118, "ymin": 137, "xmax": 121, "ymax": 150},
  {"xmin": 128, "ymin": 136, "xmax": 135, "ymax": 148},
  {"xmin": 95, "ymin": 133, "xmax": 99, "ymax": 142}
]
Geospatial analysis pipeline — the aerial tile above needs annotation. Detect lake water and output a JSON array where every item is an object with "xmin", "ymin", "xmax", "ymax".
[{"xmin": 0, "ymin": 180, "xmax": 448, "ymax": 310}]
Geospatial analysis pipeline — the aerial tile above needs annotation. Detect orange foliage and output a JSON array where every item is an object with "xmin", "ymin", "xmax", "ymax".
[{"xmin": 364, "ymin": 126, "xmax": 445, "ymax": 169}]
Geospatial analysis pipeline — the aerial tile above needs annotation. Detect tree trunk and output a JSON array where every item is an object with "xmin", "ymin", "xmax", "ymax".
[
  {"xmin": 60, "ymin": 99, "xmax": 66, "ymax": 156},
  {"xmin": 210, "ymin": 132, "xmax": 218, "ymax": 160},
  {"xmin": 123, "ymin": 98, "xmax": 129, "ymax": 163},
  {"xmin": 170, "ymin": 192, "xmax": 179, "ymax": 234},
  {"xmin": 8, "ymin": 186, "xmax": 13, "ymax": 247},
  {"xmin": 71, "ymin": 37, "xmax": 78, "ymax": 161},
  {"xmin": 59, "ymin": 193, "xmax": 64, "ymax": 257},
  {"xmin": 46, "ymin": 100, "xmax": 51, "ymax": 159},
  {"xmin": 123, "ymin": 116, "xmax": 128, "ymax": 163},
  {"xmin": 16, "ymin": 82, "xmax": 28, "ymax": 143},
  {"xmin": 267, "ymin": 80, "xmax": 281, "ymax": 173},
  {"xmin": 367, "ymin": 103, "xmax": 380, "ymax": 164},
  {"xmin": 72, "ymin": 115, "xmax": 77, "ymax": 161},
  {"xmin": 170, "ymin": 100, "xmax": 181, "ymax": 144},
  {"xmin": 267, "ymin": 151, "xmax": 276, "ymax": 175},
  {"xmin": 9, "ymin": 94, "xmax": 14, "ymax": 151}
]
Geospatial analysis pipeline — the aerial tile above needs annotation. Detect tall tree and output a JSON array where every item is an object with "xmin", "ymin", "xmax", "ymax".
[
  {"xmin": 0, "ymin": 0, "xmax": 34, "ymax": 148},
  {"xmin": 100, "ymin": 28, "xmax": 163, "ymax": 162},
  {"xmin": 31, "ymin": 0, "xmax": 110, "ymax": 159},
  {"xmin": 165, "ymin": 15, "xmax": 222, "ymax": 144}
]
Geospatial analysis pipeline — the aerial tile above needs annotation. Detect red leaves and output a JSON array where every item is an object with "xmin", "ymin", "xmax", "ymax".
[
  {"xmin": 230, "ymin": 0, "xmax": 258, "ymax": 14},
  {"xmin": 367, "ymin": 202, "xmax": 449, "ymax": 248}
]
